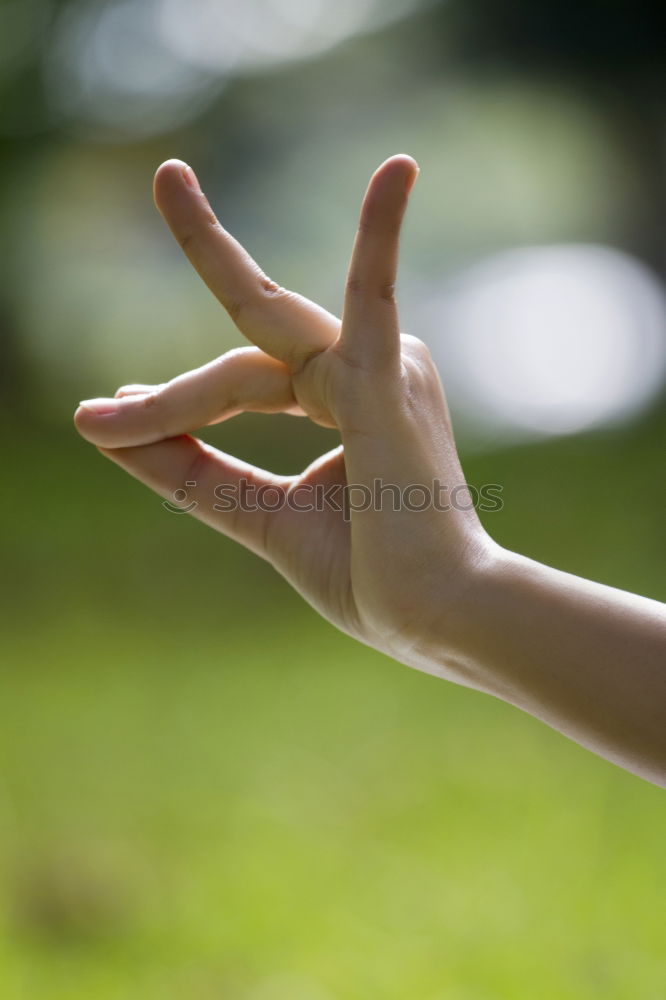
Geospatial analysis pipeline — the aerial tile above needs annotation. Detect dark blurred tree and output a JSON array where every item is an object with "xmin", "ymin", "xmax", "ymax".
[
  {"xmin": 0, "ymin": 0, "xmax": 70, "ymax": 408},
  {"xmin": 440, "ymin": 0, "xmax": 666, "ymax": 272}
]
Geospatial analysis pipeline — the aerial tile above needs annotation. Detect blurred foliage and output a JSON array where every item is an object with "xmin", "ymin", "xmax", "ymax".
[
  {"xmin": 1, "ymin": 1, "xmax": 665, "ymax": 997},
  {"xmin": 1, "ymin": 409, "xmax": 665, "ymax": 998}
]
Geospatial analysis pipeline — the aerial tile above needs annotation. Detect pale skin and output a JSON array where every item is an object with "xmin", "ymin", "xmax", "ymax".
[{"xmin": 74, "ymin": 155, "xmax": 666, "ymax": 787}]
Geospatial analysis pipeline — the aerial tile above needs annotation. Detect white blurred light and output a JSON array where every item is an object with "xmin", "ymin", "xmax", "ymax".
[
  {"xmin": 158, "ymin": 0, "xmax": 417, "ymax": 74},
  {"xmin": 421, "ymin": 246, "xmax": 666, "ymax": 444},
  {"xmin": 45, "ymin": 0, "xmax": 426, "ymax": 137}
]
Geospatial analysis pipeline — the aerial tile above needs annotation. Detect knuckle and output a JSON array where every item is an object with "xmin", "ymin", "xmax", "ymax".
[
  {"xmin": 177, "ymin": 212, "xmax": 218, "ymax": 253},
  {"xmin": 259, "ymin": 275, "xmax": 283, "ymax": 296},
  {"xmin": 258, "ymin": 278, "xmax": 293, "ymax": 312},
  {"xmin": 176, "ymin": 232, "xmax": 195, "ymax": 253},
  {"xmin": 220, "ymin": 345, "xmax": 254, "ymax": 366},
  {"xmin": 346, "ymin": 276, "xmax": 365, "ymax": 297},
  {"xmin": 400, "ymin": 333, "xmax": 430, "ymax": 359},
  {"xmin": 226, "ymin": 299, "xmax": 244, "ymax": 324},
  {"xmin": 142, "ymin": 389, "xmax": 162, "ymax": 411},
  {"xmin": 140, "ymin": 387, "xmax": 170, "ymax": 437},
  {"xmin": 346, "ymin": 276, "xmax": 397, "ymax": 305},
  {"xmin": 233, "ymin": 275, "xmax": 291, "ymax": 324},
  {"xmin": 379, "ymin": 281, "xmax": 396, "ymax": 304},
  {"xmin": 227, "ymin": 278, "xmax": 292, "ymax": 328},
  {"xmin": 399, "ymin": 337, "xmax": 439, "ymax": 417}
]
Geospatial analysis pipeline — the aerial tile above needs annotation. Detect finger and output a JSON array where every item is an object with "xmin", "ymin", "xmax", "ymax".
[
  {"xmin": 115, "ymin": 384, "xmax": 156, "ymax": 398},
  {"xmin": 153, "ymin": 159, "xmax": 340, "ymax": 368},
  {"xmin": 98, "ymin": 435, "xmax": 288, "ymax": 559},
  {"xmin": 339, "ymin": 154, "xmax": 419, "ymax": 369},
  {"xmin": 75, "ymin": 347, "xmax": 302, "ymax": 449}
]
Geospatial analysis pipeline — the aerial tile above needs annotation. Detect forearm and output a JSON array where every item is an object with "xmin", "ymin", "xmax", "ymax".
[{"xmin": 436, "ymin": 545, "xmax": 666, "ymax": 785}]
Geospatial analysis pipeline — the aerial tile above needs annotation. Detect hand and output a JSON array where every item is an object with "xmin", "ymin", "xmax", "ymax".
[
  {"xmin": 74, "ymin": 156, "xmax": 666, "ymax": 783},
  {"xmin": 74, "ymin": 155, "xmax": 493, "ymax": 674}
]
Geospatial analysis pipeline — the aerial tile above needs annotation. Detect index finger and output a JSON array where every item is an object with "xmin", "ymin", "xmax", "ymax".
[{"xmin": 154, "ymin": 159, "xmax": 340, "ymax": 368}]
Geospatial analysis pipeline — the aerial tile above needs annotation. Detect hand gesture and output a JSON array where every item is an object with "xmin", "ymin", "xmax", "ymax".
[{"xmin": 75, "ymin": 155, "xmax": 489, "ymax": 667}]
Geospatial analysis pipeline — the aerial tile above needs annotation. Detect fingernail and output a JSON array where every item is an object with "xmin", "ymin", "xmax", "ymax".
[
  {"xmin": 78, "ymin": 398, "xmax": 120, "ymax": 415},
  {"xmin": 182, "ymin": 164, "xmax": 201, "ymax": 192}
]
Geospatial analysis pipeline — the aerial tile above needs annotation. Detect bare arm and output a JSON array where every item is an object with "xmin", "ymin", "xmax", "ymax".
[{"xmin": 429, "ymin": 548, "xmax": 666, "ymax": 786}]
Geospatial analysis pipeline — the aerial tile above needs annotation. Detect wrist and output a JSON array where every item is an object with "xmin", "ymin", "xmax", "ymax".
[
  {"xmin": 390, "ymin": 530, "xmax": 510, "ymax": 691},
  {"xmin": 434, "ymin": 539, "xmax": 519, "ymax": 697}
]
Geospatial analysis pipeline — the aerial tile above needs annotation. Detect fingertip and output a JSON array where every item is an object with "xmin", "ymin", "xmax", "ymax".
[
  {"xmin": 374, "ymin": 154, "xmax": 420, "ymax": 188},
  {"xmin": 362, "ymin": 156, "xmax": 419, "ymax": 216},
  {"xmin": 389, "ymin": 153, "xmax": 420, "ymax": 173},
  {"xmin": 74, "ymin": 396, "xmax": 141, "ymax": 448},
  {"xmin": 73, "ymin": 403, "xmax": 102, "ymax": 443},
  {"xmin": 153, "ymin": 157, "xmax": 186, "ymax": 191},
  {"xmin": 153, "ymin": 158, "xmax": 200, "ymax": 206}
]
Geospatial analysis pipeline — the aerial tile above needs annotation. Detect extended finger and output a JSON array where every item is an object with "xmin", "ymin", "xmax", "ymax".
[
  {"xmin": 339, "ymin": 154, "xmax": 419, "ymax": 370},
  {"xmin": 153, "ymin": 160, "xmax": 340, "ymax": 368},
  {"xmin": 75, "ymin": 347, "xmax": 302, "ymax": 449}
]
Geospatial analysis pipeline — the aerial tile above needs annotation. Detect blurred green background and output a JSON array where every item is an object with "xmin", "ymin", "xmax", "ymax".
[{"xmin": 1, "ymin": 1, "xmax": 665, "ymax": 997}]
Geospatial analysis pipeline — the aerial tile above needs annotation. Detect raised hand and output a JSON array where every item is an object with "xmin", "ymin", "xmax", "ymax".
[
  {"xmin": 74, "ymin": 155, "xmax": 490, "ymax": 666},
  {"xmin": 74, "ymin": 156, "xmax": 666, "ymax": 784}
]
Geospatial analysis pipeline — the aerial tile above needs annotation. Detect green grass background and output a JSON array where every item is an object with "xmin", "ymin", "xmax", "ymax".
[{"xmin": 0, "ymin": 404, "xmax": 664, "ymax": 1000}]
